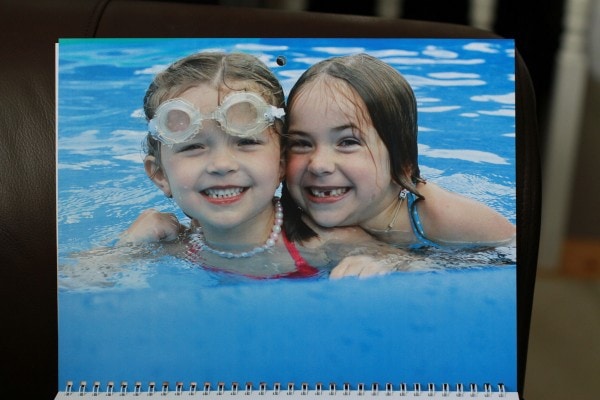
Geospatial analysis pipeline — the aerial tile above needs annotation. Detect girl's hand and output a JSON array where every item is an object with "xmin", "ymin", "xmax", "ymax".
[
  {"xmin": 330, "ymin": 253, "xmax": 414, "ymax": 279},
  {"xmin": 118, "ymin": 209, "xmax": 184, "ymax": 245}
]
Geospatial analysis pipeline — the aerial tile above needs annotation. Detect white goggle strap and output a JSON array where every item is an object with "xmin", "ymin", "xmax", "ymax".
[{"xmin": 268, "ymin": 106, "xmax": 286, "ymax": 122}]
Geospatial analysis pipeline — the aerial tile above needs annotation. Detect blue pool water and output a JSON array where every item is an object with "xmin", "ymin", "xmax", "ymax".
[{"xmin": 57, "ymin": 38, "xmax": 517, "ymax": 392}]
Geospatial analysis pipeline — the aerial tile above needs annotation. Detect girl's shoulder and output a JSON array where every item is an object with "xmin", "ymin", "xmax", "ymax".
[
  {"xmin": 416, "ymin": 182, "xmax": 482, "ymax": 216},
  {"xmin": 415, "ymin": 182, "xmax": 515, "ymax": 245}
]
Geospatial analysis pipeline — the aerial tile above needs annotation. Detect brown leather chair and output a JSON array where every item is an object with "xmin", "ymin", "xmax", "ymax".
[{"xmin": 0, "ymin": 1, "xmax": 540, "ymax": 399}]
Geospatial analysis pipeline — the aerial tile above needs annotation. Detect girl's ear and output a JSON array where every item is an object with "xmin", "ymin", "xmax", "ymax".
[{"xmin": 144, "ymin": 155, "xmax": 172, "ymax": 197}]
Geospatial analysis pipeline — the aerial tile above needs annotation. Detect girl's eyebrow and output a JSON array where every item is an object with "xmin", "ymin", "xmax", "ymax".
[
  {"xmin": 285, "ymin": 129, "xmax": 307, "ymax": 136},
  {"xmin": 288, "ymin": 123, "xmax": 357, "ymax": 136},
  {"xmin": 332, "ymin": 123, "xmax": 356, "ymax": 132},
  {"xmin": 333, "ymin": 123, "xmax": 362, "ymax": 138}
]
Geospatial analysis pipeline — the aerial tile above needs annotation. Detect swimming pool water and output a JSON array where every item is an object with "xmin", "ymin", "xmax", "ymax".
[
  {"xmin": 56, "ymin": 38, "xmax": 517, "ymax": 392},
  {"xmin": 58, "ymin": 265, "xmax": 516, "ymax": 389}
]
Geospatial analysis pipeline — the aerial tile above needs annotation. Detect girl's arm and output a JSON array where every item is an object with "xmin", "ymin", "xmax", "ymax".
[
  {"xmin": 60, "ymin": 211, "xmax": 188, "ymax": 289},
  {"xmin": 417, "ymin": 183, "xmax": 516, "ymax": 247},
  {"xmin": 329, "ymin": 251, "xmax": 419, "ymax": 279},
  {"xmin": 117, "ymin": 209, "xmax": 187, "ymax": 245},
  {"xmin": 307, "ymin": 224, "xmax": 423, "ymax": 279}
]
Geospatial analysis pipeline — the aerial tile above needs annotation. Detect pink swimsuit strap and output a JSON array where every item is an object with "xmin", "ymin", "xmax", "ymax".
[{"xmin": 278, "ymin": 232, "xmax": 320, "ymax": 279}]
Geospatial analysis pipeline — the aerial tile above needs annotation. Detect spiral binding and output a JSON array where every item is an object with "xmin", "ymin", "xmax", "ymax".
[{"xmin": 56, "ymin": 380, "xmax": 515, "ymax": 398}]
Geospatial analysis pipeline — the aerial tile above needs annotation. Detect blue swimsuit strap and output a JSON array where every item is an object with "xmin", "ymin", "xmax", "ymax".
[{"xmin": 406, "ymin": 191, "xmax": 441, "ymax": 248}]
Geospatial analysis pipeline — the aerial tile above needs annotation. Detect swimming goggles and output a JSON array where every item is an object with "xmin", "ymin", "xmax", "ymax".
[{"xmin": 148, "ymin": 91, "xmax": 285, "ymax": 145}]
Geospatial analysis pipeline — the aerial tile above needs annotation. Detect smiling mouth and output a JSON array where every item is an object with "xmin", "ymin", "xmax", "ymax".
[
  {"xmin": 203, "ymin": 187, "xmax": 246, "ymax": 199},
  {"xmin": 308, "ymin": 187, "xmax": 349, "ymax": 198}
]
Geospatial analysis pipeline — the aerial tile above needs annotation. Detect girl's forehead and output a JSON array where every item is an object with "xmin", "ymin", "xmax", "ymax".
[
  {"xmin": 298, "ymin": 78, "xmax": 353, "ymax": 105},
  {"xmin": 170, "ymin": 82, "xmax": 270, "ymax": 112},
  {"xmin": 298, "ymin": 76, "xmax": 354, "ymax": 99},
  {"xmin": 292, "ymin": 77, "xmax": 371, "ymax": 126},
  {"xmin": 174, "ymin": 80, "xmax": 264, "ymax": 99}
]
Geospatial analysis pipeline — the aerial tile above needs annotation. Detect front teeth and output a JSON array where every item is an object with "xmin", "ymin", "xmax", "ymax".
[
  {"xmin": 204, "ymin": 187, "xmax": 244, "ymax": 198},
  {"xmin": 310, "ymin": 188, "xmax": 348, "ymax": 198}
]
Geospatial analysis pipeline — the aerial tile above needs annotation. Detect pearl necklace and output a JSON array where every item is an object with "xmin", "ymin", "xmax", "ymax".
[{"xmin": 189, "ymin": 199, "xmax": 284, "ymax": 259}]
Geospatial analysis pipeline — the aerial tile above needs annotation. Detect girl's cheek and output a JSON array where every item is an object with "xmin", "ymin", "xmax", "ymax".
[
  {"xmin": 285, "ymin": 154, "xmax": 297, "ymax": 170},
  {"xmin": 285, "ymin": 156, "xmax": 305, "ymax": 177}
]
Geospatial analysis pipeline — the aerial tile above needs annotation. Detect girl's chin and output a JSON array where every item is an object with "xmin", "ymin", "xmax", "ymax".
[{"xmin": 305, "ymin": 212, "xmax": 351, "ymax": 229}]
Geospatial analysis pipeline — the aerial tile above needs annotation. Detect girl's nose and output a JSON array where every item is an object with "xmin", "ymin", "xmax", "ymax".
[
  {"xmin": 307, "ymin": 147, "xmax": 335, "ymax": 176},
  {"xmin": 206, "ymin": 147, "xmax": 239, "ymax": 175}
]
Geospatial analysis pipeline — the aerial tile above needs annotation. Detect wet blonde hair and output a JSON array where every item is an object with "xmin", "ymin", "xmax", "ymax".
[{"xmin": 143, "ymin": 52, "xmax": 285, "ymax": 165}]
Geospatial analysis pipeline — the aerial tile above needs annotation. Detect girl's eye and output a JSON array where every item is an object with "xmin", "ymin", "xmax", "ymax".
[
  {"xmin": 176, "ymin": 142, "xmax": 205, "ymax": 153},
  {"xmin": 286, "ymin": 137, "xmax": 312, "ymax": 153},
  {"xmin": 237, "ymin": 138, "xmax": 262, "ymax": 146},
  {"xmin": 338, "ymin": 137, "xmax": 361, "ymax": 147}
]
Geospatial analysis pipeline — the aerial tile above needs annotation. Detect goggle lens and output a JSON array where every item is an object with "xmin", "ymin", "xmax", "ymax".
[
  {"xmin": 223, "ymin": 101, "xmax": 262, "ymax": 134},
  {"xmin": 166, "ymin": 109, "xmax": 192, "ymax": 133}
]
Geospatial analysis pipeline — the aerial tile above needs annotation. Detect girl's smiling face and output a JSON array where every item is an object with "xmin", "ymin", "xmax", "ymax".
[
  {"xmin": 147, "ymin": 84, "xmax": 283, "ymax": 235},
  {"xmin": 285, "ymin": 78, "xmax": 401, "ymax": 228}
]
